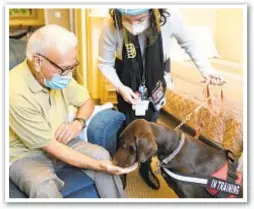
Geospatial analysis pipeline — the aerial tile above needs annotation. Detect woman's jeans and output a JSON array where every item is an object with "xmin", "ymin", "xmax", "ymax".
[{"xmin": 87, "ymin": 109, "xmax": 126, "ymax": 157}]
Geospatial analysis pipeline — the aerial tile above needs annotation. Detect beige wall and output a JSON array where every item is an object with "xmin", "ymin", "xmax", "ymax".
[
  {"xmin": 180, "ymin": 8, "xmax": 217, "ymax": 33},
  {"xmin": 45, "ymin": 9, "xmax": 70, "ymax": 30},
  {"xmin": 215, "ymin": 8, "xmax": 243, "ymax": 63},
  {"xmin": 180, "ymin": 8, "xmax": 243, "ymax": 63}
]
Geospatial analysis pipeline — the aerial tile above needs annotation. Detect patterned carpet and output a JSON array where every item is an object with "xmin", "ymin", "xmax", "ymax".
[{"xmin": 125, "ymin": 157, "xmax": 178, "ymax": 198}]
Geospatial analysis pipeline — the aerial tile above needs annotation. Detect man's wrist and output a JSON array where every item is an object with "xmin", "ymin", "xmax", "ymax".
[
  {"xmin": 72, "ymin": 120, "xmax": 83, "ymax": 132},
  {"xmin": 96, "ymin": 160, "xmax": 106, "ymax": 171},
  {"xmin": 73, "ymin": 117, "xmax": 87, "ymax": 129}
]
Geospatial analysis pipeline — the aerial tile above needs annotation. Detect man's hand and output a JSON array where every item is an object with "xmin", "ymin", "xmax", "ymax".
[
  {"xmin": 117, "ymin": 85, "xmax": 139, "ymax": 105},
  {"xmin": 55, "ymin": 120, "xmax": 83, "ymax": 144},
  {"xmin": 202, "ymin": 69, "xmax": 226, "ymax": 85},
  {"xmin": 99, "ymin": 160, "xmax": 138, "ymax": 175}
]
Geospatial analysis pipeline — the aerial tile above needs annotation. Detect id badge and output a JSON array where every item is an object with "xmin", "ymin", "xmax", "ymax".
[
  {"xmin": 151, "ymin": 81, "xmax": 164, "ymax": 103},
  {"xmin": 132, "ymin": 100, "xmax": 150, "ymax": 116},
  {"xmin": 150, "ymin": 81, "xmax": 166, "ymax": 111}
]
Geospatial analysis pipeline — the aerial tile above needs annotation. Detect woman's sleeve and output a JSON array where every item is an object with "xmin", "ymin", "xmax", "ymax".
[{"xmin": 98, "ymin": 17, "xmax": 124, "ymax": 90}]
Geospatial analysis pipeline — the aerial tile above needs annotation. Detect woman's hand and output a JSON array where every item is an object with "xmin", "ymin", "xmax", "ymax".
[
  {"xmin": 99, "ymin": 160, "xmax": 138, "ymax": 175},
  {"xmin": 117, "ymin": 85, "xmax": 139, "ymax": 104},
  {"xmin": 202, "ymin": 69, "xmax": 226, "ymax": 85}
]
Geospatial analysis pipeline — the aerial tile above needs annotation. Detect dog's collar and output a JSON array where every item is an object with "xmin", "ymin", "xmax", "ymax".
[
  {"xmin": 159, "ymin": 132, "xmax": 207, "ymax": 185},
  {"xmin": 160, "ymin": 132, "xmax": 185, "ymax": 166}
]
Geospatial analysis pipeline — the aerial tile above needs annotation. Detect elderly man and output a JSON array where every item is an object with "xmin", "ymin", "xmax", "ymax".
[{"xmin": 9, "ymin": 24, "xmax": 134, "ymax": 198}]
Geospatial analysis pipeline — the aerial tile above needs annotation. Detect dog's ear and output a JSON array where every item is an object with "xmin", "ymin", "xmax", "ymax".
[{"xmin": 135, "ymin": 133, "xmax": 158, "ymax": 163}]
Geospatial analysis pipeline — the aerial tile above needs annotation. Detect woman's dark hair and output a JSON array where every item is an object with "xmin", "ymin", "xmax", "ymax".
[{"xmin": 109, "ymin": 9, "xmax": 170, "ymax": 31}]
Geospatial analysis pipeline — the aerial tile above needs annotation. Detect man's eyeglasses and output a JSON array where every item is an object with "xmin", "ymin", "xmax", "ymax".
[{"xmin": 36, "ymin": 53, "xmax": 79, "ymax": 76}]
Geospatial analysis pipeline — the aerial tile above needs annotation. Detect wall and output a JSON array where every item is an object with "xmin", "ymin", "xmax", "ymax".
[
  {"xmin": 86, "ymin": 9, "xmax": 109, "ymax": 99},
  {"xmin": 180, "ymin": 8, "xmax": 217, "ymax": 32},
  {"xmin": 45, "ymin": 9, "xmax": 70, "ymax": 30},
  {"xmin": 215, "ymin": 8, "xmax": 243, "ymax": 63},
  {"xmin": 73, "ymin": 9, "xmax": 87, "ymax": 86},
  {"xmin": 173, "ymin": 7, "xmax": 243, "ymax": 63}
]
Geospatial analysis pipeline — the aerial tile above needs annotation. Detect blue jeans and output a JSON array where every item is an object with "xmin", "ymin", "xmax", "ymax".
[{"xmin": 87, "ymin": 109, "xmax": 126, "ymax": 157}]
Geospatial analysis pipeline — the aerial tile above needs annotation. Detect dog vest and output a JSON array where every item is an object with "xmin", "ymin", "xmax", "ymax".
[
  {"xmin": 206, "ymin": 162, "xmax": 242, "ymax": 198},
  {"xmin": 159, "ymin": 133, "xmax": 242, "ymax": 198}
]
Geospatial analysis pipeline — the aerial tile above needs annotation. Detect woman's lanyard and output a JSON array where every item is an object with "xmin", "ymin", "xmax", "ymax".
[
  {"xmin": 137, "ymin": 37, "xmax": 149, "ymax": 100},
  {"xmin": 138, "ymin": 74, "xmax": 148, "ymax": 100},
  {"xmin": 124, "ymin": 30, "xmax": 148, "ymax": 100}
]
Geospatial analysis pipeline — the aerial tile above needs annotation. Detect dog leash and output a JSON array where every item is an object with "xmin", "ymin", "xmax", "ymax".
[
  {"xmin": 195, "ymin": 82, "xmax": 225, "ymax": 141},
  {"xmin": 173, "ymin": 80, "xmax": 211, "ymax": 131},
  {"xmin": 174, "ymin": 80, "xmax": 225, "ymax": 140}
]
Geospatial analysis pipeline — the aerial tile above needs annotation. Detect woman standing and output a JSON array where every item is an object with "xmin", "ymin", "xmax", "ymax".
[{"xmin": 98, "ymin": 8, "xmax": 225, "ymax": 190}]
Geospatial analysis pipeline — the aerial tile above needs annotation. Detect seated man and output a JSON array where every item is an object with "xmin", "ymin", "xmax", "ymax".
[{"xmin": 9, "ymin": 24, "xmax": 135, "ymax": 198}]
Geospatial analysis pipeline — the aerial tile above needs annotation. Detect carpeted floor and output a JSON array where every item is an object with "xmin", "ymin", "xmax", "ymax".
[
  {"xmin": 125, "ymin": 157, "xmax": 178, "ymax": 198},
  {"xmin": 124, "ymin": 112, "xmax": 179, "ymax": 198}
]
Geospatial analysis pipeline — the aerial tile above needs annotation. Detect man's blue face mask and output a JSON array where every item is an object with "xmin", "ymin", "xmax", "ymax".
[
  {"xmin": 36, "ymin": 66, "xmax": 72, "ymax": 89},
  {"xmin": 44, "ymin": 73, "xmax": 72, "ymax": 89},
  {"xmin": 35, "ymin": 54, "xmax": 74, "ymax": 89}
]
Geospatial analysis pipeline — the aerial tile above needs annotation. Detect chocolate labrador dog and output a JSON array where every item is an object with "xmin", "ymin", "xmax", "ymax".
[{"xmin": 113, "ymin": 119, "xmax": 243, "ymax": 198}]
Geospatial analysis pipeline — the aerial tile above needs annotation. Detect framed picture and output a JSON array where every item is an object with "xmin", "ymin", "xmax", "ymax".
[
  {"xmin": 9, "ymin": 9, "xmax": 37, "ymax": 18},
  {"xmin": 9, "ymin": 8, "xmax": 45, "ymax": 26}
]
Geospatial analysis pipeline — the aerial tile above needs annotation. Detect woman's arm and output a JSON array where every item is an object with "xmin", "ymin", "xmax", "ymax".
[
  {"xmin": 98, "ymin": 17, "xmax": 138, "ymax": 103},
  {"xmin": 170, "ymin": 10, "xmax": 225, "ymax": 85},
  {"xmin": 98, "ymin": 17, "xmax": 124, "ymax": 90}
]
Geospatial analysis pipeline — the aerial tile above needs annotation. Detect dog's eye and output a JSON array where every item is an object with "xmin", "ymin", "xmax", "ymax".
[{"xmin": 129, "ymin": 144, "xmax": 136, "ymax": 153}]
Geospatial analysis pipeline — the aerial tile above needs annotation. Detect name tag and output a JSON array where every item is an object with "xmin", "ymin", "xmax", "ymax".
[
  {"xmin": 132, "ymin": 100, "xmax": 150, "ymax": 116},
  {"xmin": 206, "ymin": 177, "xmax": 241, "ymax": 196},
  {"xmin": 150, "ymin": 81, "xmax": 166, "ymax": 111}
]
